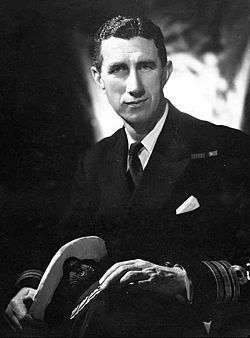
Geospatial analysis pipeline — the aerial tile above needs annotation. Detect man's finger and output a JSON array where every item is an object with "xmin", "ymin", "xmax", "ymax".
[
  {"xmin": 120, "ymin": 270, "xmax": 148, "ymax": 284},
  {"xmin": 11, "ymin": 314, "xmax": 23, "ymax": 331},
  {"xmin": 136, "ymin": 279, "xmax": 153, "ymax": 290},
  {"xmin": 4, "ymin": 312, "xmax": 23, "ymax": 331},
  {"xmin": 100, "ymin": 265, "xmax": 138, "ymax": 288},
  {"xmin": 3, "ymin": 313, "xmax": 17, "ymax": 332},
  {"xmin": 13, "ymin": 301, "xmax": 28, "ymax": 320},
  {"xmin": 99, "ymin": 260, "xmax": 140, "ymax": 284}
]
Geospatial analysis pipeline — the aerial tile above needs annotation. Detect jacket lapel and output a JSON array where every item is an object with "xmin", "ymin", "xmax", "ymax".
[
  {"xmin": 99, "ymin": 128, "xmax": 131, "ymax": 212},
  {"xmin": 130, "ymin": 103, "xmax": 191, "ymax": 213}
]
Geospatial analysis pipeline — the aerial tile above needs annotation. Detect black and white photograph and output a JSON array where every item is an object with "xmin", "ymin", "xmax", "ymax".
[{"xmin": 1, "ymin": 1, "xmax": 250, "ymax": 336}]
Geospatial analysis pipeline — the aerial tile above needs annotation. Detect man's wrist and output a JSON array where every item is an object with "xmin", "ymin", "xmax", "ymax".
[
  {"xmin": 164, "ymin": 262, "xmax": 193, "ymax": 303},
  {"xmin": 174, "ymin": 264, "xmax": 193, "ymax": 303}
]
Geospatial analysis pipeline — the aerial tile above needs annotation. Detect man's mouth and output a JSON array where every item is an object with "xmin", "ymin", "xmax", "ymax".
[{"xmin": 125, "ymin": 98, "xmax": 148, "ymax": 106}]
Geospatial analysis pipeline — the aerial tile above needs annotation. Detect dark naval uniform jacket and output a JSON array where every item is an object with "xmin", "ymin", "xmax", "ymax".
[
  {"xmin": 16, "ymin": 101, "xmax": 250, "ymax": 336},
  {"xmin": 70, "ymin": 101, "xmax": 250, "ymax": 335}
]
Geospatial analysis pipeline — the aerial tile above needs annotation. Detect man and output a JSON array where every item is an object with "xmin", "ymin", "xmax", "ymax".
[{"xmin": 5, "ymin": 15, "xmax": 250, "ymax": 337}]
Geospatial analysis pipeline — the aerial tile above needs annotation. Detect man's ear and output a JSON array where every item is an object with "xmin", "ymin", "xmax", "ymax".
[
  {"xmin": 166, "ymin": 60, "xmax": 173, "ymax": 81},
  {"xmin": 91, "ymin": 66, "xmax": 105, "ymax": 90},
  {"xmin": 161, "ymin": 60, "xmax": 173, "ymax": 87}
]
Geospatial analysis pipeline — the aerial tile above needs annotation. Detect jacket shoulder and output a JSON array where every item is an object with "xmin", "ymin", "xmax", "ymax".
[
  {"xmin": 80, "ymin": 128, "xmax": 124, "ymax": 175},
  {"xmin": 173, "ymin": 107, "xmax": 250, "ymax": 158}
]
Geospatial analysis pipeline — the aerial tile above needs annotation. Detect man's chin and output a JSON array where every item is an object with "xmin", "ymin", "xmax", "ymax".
[
  {"xmin": 124, "ymin": 117, "xmax": 154, "ymax": 135},
  {"xmin": 124, "ymin": 115, "xmax": 147, "ymax": 128},
  {"xmin": 122, "ymin": 108, "xmax": 148, "ymax": 121}
]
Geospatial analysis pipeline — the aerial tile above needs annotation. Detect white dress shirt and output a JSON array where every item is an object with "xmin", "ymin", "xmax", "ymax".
[{"xmin": 125, "ymin": 102, "xmax": 169, "ymax": 170}]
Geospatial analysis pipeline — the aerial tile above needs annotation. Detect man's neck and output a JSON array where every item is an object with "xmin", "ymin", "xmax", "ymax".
[{"xmin": 125, "ymin": 99, "xmax": 167, "ymax": 141}]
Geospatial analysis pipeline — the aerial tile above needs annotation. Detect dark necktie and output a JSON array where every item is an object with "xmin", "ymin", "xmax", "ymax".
[{"xmin": 128, "ymin": 142, "xmax": 143, "ymax": 187}]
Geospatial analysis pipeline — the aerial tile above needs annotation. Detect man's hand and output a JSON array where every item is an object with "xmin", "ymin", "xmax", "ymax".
[
  {"xmin": 4, "ymin": 287, "xmax": 36, "ymax": 332},
  {"xmin": 99, "ymin": 259, "xmax": 186, "ymax": 298}
]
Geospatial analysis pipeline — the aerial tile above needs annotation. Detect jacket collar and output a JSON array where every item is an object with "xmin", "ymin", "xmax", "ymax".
[
  {"xmin": 100, "ymin": 102, "xmax": 191, "ymax": 213},
  {"xmin": 128, "ymin": 101, "xmax": 191, "ymax": 212}
]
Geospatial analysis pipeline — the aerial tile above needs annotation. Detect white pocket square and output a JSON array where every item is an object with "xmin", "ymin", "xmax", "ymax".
[{"xmin": 176, "ymin": 195, "xmax": 200, "ymax": 215}]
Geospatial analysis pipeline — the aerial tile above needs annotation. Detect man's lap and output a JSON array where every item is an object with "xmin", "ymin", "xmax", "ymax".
[{"xmin": 71, "ymin": 288, "xmax": 207, "ymax": 337}]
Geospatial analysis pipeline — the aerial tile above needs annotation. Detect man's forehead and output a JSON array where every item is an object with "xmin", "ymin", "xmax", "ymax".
[{"xmin": 100, "ymin": 36, "xmax": 159, "ymax": 64}]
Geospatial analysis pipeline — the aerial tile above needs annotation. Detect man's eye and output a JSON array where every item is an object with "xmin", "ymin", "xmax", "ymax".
[
  {"xmin": 139, "ymin": 62, "xmax": 155, "ymax": 70},
  {"xmin": 110, "ymin": 65, "xmax": 127, "ymax": 74}
]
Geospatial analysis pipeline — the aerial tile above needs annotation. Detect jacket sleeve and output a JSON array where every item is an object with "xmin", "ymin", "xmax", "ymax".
[
  {"xmin": 12, "ymin": 151, "xmax": 96, "ymax": 291},
  {"xmin": 187, "ymin": 260, "xmax": 249, "ymax": 305},
  {"xmin": 186, "ymin": 133, "xmax": 250, "ymax": 307}
]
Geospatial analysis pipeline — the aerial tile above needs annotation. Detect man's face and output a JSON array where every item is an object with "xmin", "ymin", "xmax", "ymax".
[{"xmin": 92, "ymin": 36, "xmax": 171, "ymax": 131}]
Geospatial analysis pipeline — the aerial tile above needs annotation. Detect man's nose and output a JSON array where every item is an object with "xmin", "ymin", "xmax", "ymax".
[{"xmin": 126, "ymin": 70, "xmax": 145, "ymax": 98}]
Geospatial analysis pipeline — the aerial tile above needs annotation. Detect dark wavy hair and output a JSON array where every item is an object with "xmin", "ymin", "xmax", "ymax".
[{"xmin": 92, "ymin": 15, "xmax": 167, "ymax": 72}]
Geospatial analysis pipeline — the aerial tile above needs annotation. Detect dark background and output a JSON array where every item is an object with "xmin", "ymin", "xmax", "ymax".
[{"xmin": 0, "ymin": 0, "xmax": 249, "ymax": 327}]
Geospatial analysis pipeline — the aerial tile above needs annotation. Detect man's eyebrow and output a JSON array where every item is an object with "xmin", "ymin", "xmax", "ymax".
[
  {"xmin": 137, "ymin": 60, "xmax": 157, "ymax": 68},
  {"xmin": 107, "ymin": 60, "xmax": 157, "ymax": 73}
]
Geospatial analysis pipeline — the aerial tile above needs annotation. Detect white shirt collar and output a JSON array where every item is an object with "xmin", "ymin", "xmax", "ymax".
[
  {"xmin": 125, "ymin": 101, "xmax": 169, "ymax": 153},
  {"xmin": 125, "ymin": 102, "xmax": 168, "ymax": 170}
]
